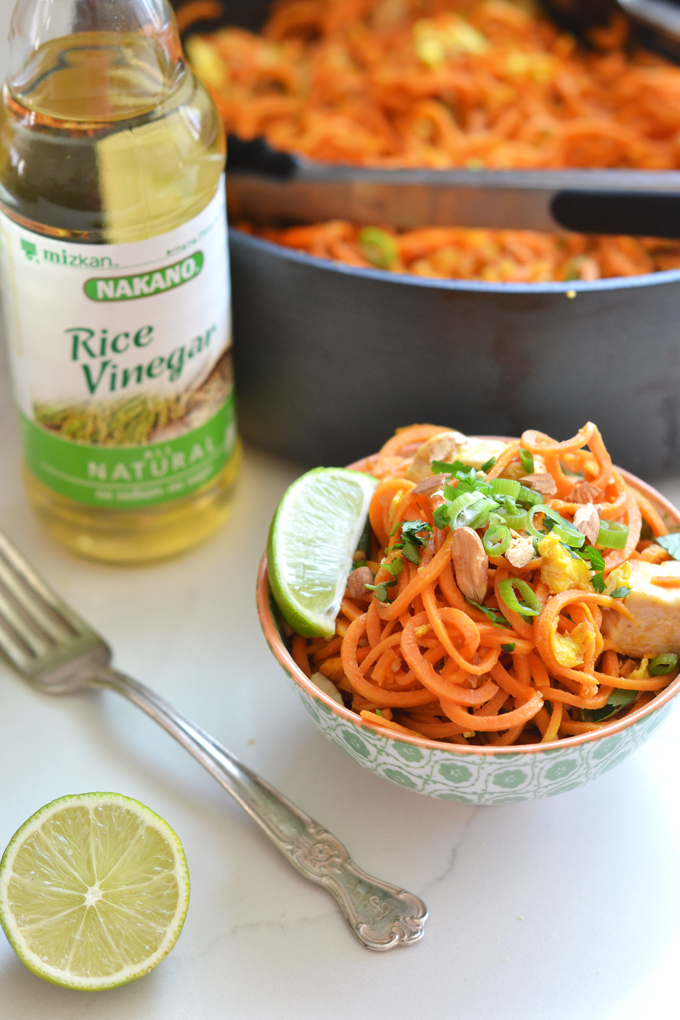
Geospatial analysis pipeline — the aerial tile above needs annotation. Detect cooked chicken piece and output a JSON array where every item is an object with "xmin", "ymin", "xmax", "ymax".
[
  {"xmin": 601, "ymin": 559, "xmax": 680, "ymax": 657},
  {"xmin": 499, "ymin": 453, "xmax": 546, "ymax": 480},
  {"xmin": 405, "ymin": 431, "xmax": 466, "ymax": 482},
  {"xmin": 456, "ymin": 438, "xmax": 508, "ymax": 471}
]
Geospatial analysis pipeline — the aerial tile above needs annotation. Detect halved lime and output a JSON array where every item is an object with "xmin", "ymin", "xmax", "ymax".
[
  {"xmin": 267, "ymin": 467, "xmax": 379, "ymax": 638},
  {"xmin": 0, "ymin": 792, "xmax": 190, "ymax": 991}
]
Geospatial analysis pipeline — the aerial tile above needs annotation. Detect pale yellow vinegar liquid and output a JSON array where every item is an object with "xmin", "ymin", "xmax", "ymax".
[{"xmin": 0, "ymin": 32, "xmax": 240, "ymax": 562}]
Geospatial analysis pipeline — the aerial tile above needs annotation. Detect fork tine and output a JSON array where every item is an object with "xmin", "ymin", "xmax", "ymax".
[
  {"xmin": 0, "ymin": 554, "xmax": 73, "ymax": 643},
  {"xmin": 0, "ymin": 532, "xmax": 94, "ymax": 638},
  {"xmin": 0, "ymin": 586, "xmax": 53, "ymax": 658},
  {"xmin": 0, "ymin": 614, "xmax": 38, "ymax": 671}
]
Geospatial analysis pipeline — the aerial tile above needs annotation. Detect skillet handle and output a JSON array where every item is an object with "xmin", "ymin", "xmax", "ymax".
[{"xmin": 552, "ymin": 190, "xmax": 680, "ymax": 238}]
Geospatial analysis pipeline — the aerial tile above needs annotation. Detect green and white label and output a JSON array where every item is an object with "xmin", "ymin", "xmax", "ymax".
[{"xmin": 0, "ymin": 181, "xmax": 236, "ymax": 508}]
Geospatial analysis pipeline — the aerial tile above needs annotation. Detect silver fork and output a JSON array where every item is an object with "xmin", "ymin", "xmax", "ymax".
[{"xmin": 0, "ymin": 529, "xmax": 427, "ymax": 951}]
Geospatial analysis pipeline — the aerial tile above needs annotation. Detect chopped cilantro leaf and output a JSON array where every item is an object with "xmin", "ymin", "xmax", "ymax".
[
  {"xmin": 374, "ymin": 709, "xmax": 383, "ymax": 717},
  {"xmin": 365, "ymin": 579, "xmax": 397, "ymax": 602},
  {"xmin": 465, "ymin": 599, "xmax": 509, "ymax": 628},
  {"xmin": 388, "ymin": 519, "xmax": 432, "ymax": 564},
  {"xmin": 433, "ymin": 504, "xmax": 452, "ymax": 529},
  {"xmin": 401, "ymin": 519, "xmax": 432, "ymax": 544},
  {"xmin": 501, "ymin": 643, "xmax": 516, "ymax": 653},
  {"xmin": 579, "ymin": 687, "xmax": 637, "ymax": 723},
  {"xmin": 401, "ymin": 542, "xmax": 421, "ymax": 564},
  {"xmin": 590, "ymin": 572, "xmax": 606, "ymax": 594},
  {"xmin": 382, "ymin": 557, "xmax": 403, "ymax": 579},
  {"xmin": 609, "ymin": 586, "xmax": 631, "ymax": 599},
  {"xmin": 364, "ymin": 556, "xmax": 403, "ymax": 602},
  {"xmin": 480, "ymin": 455, "xmax": 496, "ymax": 472},
  {"xmin": 657, "ymin": 532, "xmax": 680, "ymax": 560},
  {"xmin": 579, "ymin": 546, "xmax": 606, "ymax": 572}
]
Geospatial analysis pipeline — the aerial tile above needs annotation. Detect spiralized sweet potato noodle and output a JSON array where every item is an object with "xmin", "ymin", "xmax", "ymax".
[{"xmin": 295, "ymin": 422, "xmax": 678, "ymax": 746}]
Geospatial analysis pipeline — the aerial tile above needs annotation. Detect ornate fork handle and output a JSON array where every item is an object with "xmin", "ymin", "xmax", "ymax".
[{"xmin": 92, "ymin": 666, "xmax": 427, "ymax": 951}]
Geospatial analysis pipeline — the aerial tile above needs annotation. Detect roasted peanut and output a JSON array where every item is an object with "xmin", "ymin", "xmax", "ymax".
[
  {"xmin": 573, "ymin": 502, "xmax": 600, "ymax": 545},
  {"xmin": 345, "ymin": 566, "xmax": 374, "ymax": 600},
  {"xmin": 520, "ymin": 472, "xmax": 557, "ymax": 496},
  {"xmin": 451, "ymin": 527, "xmax": 488, "ymax": 603}
]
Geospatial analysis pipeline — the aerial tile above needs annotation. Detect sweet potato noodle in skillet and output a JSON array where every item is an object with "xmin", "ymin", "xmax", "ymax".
[
  {"xmin": 289, "ymin": 424, "xmax": 680, "ymax": 746},
  {"xmin": 236, "ymin": 221, "xmax": 680, "ymax": 282},
  {"xmin": 186, "ymin": 0, "xmax": 680, "ymax": 169}
]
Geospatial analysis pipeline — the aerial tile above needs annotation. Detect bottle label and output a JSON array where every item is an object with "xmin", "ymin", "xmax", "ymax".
[{"xmin": 0, "ymin": 182, "xmax": 236, "ymax": 508}]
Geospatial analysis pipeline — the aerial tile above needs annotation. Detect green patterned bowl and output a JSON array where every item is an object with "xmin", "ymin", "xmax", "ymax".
[{"xmin": 257, "ymin": 468, "xmax": 680, "ymax": 804}]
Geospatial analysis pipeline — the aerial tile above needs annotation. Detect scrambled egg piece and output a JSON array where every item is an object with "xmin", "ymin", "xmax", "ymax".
[
  {"xmin": 553, "ymin": 622, "xmax": 592, "ymax": 668},
  {"xmin": 538, "ymin": 533, "xmax": 592, "ymax": 594},
  {"xmin": 628, "ymin": 658, "xmax": 651, "ymax": 680},
  {"xmin": 602, "ymin": 559, "xmax": 680, "ymax": 657}
]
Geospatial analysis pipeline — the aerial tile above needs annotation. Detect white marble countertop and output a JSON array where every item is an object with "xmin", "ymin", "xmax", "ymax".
[{"xmin": 1, "ymin": 333, "xmax": 680, "ymax": 1020}]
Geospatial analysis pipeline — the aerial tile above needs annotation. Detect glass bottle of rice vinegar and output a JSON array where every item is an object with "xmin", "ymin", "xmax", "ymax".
[{"xmin": 0, "ymin": 0, "xmax": 240, "ymax": 562}]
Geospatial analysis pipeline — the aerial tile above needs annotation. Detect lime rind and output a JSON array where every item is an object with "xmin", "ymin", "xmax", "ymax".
[
  {"xmin": 0, "ymin": 792, "xmax": 190, "ymax": 991},
  {"xmin": 267, "ymin": 467, "xmax": 379, "ymax": 638}
]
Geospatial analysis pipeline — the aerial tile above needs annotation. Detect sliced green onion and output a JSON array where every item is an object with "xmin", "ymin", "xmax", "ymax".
[
  {"xmin": 497, "ymin": 509, "xmax": 528, "ymax": 530},
  {"xmin": 480, "ymin": 455, "xmax": 496, "ymax": 472},
  {"xmin": 458, "ymin": 497, "xmax": 496, "ymax": 530},
  {"xmin": 434, "ymin": 491, "xmax": 493, "ymax": 530},
  {"xmin": 517, "ymin": 485, "xmax": 545, "ymax": 506},
  {"xmin": 490, "ymin": 478, "xmax": 521, "ymax": 498},
  {"xmin": 549, "ymin": 519, "xmax": 585, "ymax": 549},
  {"xmin": 443, "ymin": 482, "xmax": 457, "ymax": 500},
  {"xmin": 497, "ymin": 577, "xmax": 541, "ymax": 618},
  {"xmin": 359, "ymin": 227, "xmax": 398, "ymax": 270},
  {"xmin": 501, "ymin": 642, "xmax": 516, "ymax": 653},
  {"xmin": 520, "ymin": 448, "xmax": 534, "ymax": 474},
  {"xmin": 447, "ymin": 491, "xmax": 479, "ymax": 519},
  {"xmin": 525, "ymin": 504, "xmax": 548, "ymax": 541},
  {"xmin": 529, "ymin": 505, "xmax": 584, "ymax": 548},
  {"xmin": 483, "ymin": 525, "xmax": 511, "ymax": 556},
  {"xmin": 597, "ymin": 520, "xmax": 629, "ymax": 550},
  {"xmin": 648, "ymin": 653, "xmax": 678, "ymax": 676}
]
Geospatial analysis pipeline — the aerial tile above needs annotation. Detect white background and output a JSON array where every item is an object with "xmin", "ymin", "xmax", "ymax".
[{"xmin": 2, "ymin": 2, "xmax": 680, "ymax": 1018}]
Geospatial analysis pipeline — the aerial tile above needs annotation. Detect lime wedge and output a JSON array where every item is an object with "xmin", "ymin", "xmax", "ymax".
[
  {"xmin": 267, "ymin": 467, "xmax": 379, "ymax": 638},
  {"xmin": 0, "ymin": 792, "xmax": 190, "ymax": 990}
]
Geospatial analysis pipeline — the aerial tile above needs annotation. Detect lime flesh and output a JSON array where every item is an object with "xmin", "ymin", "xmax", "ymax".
[
  {"xmin": 0, "ymin": 792, "xmax": 190, "ymax": 991},
  {"xmin": 267, "ymin": 467, "xmax": 379, "ymax": 638}
]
